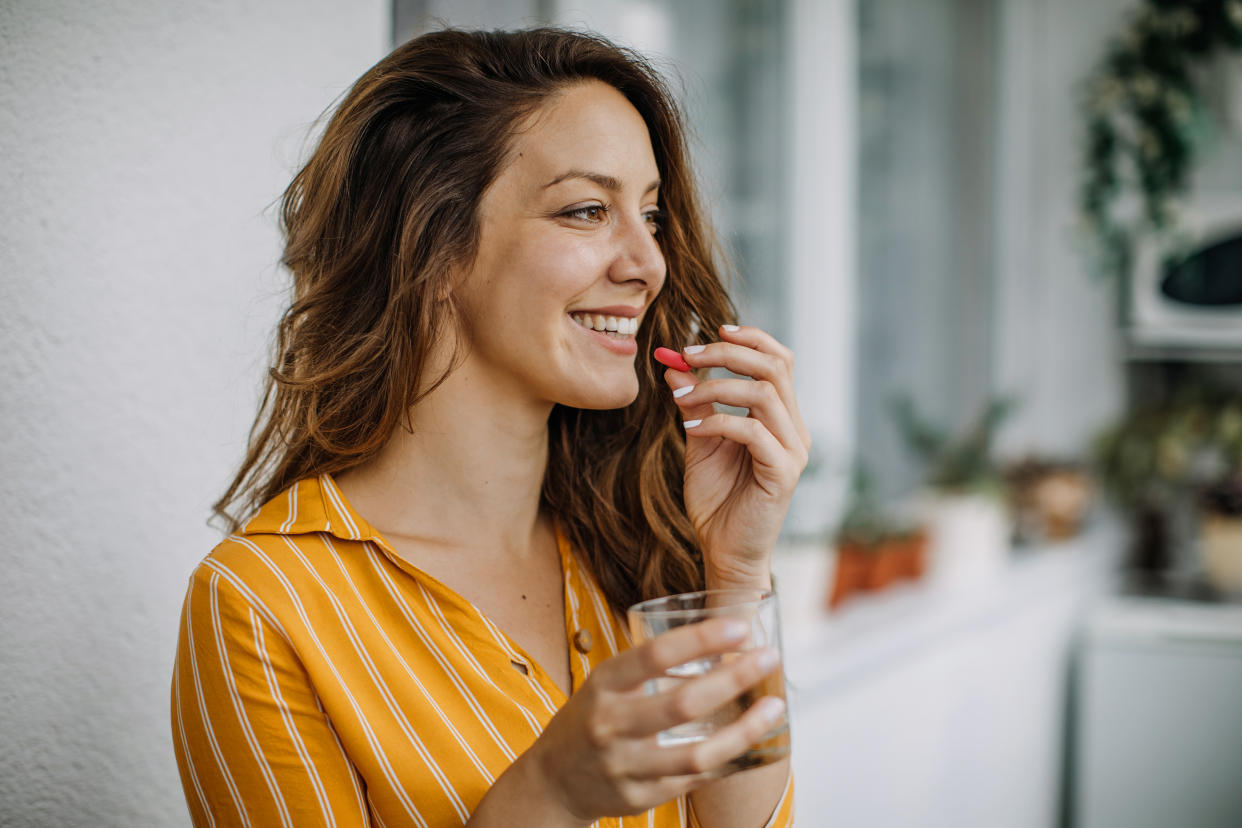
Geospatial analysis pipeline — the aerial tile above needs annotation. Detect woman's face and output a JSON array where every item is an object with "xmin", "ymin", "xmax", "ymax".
[{"xmin": 454, "ymin": 80, "xmax": 666, "ymax": 411}]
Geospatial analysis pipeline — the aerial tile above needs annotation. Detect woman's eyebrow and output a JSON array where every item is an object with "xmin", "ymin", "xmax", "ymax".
[{"xmin": 543, "ymin": 169, "xmax": 661, "ymax": 195}]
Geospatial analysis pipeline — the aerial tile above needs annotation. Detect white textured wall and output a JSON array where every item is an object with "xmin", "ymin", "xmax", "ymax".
[{"xmin": 0, "ymin": 1, "xmax": 387, "ymax": 824}]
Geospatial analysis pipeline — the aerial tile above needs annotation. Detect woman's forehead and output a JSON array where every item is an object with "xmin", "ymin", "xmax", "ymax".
[{"xmin": 501, "ymin": 81, "xmax": 660, "ymax": 194}]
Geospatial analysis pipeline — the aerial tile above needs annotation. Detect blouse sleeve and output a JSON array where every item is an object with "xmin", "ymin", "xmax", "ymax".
[
  {"xmin": 763, "ymin": 773, "xmax": 795, "ymax": 827},
  {"xmin": 170, "ymin": 565, "xmax": 371, "ymax": 827},
  {"xmin": 686, "ymin": 772, "xmax": 794, "ymax": 828}
]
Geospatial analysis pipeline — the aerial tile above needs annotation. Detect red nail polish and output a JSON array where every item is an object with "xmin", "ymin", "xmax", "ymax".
[{"xmin": 654, "ymin": 347, "xmax": 692, "ymax": 373}]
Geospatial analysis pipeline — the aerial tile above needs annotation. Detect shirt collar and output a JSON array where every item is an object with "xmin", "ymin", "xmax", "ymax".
[{"xmin": 241, "ymin": 473, "xmax": 378, "ymax": 542}]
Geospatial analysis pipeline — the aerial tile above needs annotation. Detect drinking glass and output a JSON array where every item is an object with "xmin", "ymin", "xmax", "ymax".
[{"xmin": 627, "ymin": 588, "xmax": 790, "ymax": 774}]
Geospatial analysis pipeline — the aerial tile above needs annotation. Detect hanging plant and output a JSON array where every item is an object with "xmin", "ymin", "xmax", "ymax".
[{"xmin": 1078, "ymin": 0, "xmax": 1242, "ymax": 280}]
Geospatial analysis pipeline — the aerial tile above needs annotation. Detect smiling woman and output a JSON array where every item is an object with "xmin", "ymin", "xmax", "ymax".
[
  {"xmin": 172, "ymin": 28, "xmax": 803, "ymax": 828},
  {"xmin": 452, "ymin": 80, "xmax": 666, "ymax": 410}
]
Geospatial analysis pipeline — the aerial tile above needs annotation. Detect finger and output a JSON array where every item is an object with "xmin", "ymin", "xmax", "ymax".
[
  {"xmin": 718, "ymin": 324, "xmax": 794, "ymax": 371},
  {"xmin": 615, "ymin": 647, "xmax": 781, "ymax": 739},
  {"xmin": 672, "ymin": 377, "xmax": 805, "ymax": 460},
  {"xmin": 662, "ymin": 367, "xmax": 696, "ymax": 392},
  {"xmin": 664, "ymin": 368, "xmax": 716, "ymax": 424},
  {"xmin": 630, "ymin": 695, "xmax": 788, "ymax": 780},
  {"xmin": 687, "ymin": 331, "xmax": 810, "ymax": 450},
  {"xmin": 603, "ymin": 617, "xmax": 751, "ymax": 691},
  {"xmin": 719, "ymin": 325, "xmax": 811, "ymax": 451},
  {"xmin": 718, "ymin": 324, "xmax": 808, "ymax": 448},
  {"xmin": 682, "ymin": 415, "xmax": 798, "ymax": 491},
  {"xmin": 681, "ymin": 341, "xmax": 783, "ymax": 386}
]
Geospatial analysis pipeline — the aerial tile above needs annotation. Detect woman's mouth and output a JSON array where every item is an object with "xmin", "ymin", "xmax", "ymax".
[{"xmin": 570, "ymin": 313, "xmax": 639, "ymax": 339}]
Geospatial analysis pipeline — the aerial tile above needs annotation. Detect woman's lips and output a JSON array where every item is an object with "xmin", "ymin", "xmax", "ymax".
[
  {"xmin": 569, "ymin": 313, "xmax": 639, "ymax": 355},
  {"xmin": 570, "ymin": 312, "xmax": 639, "ymax": 336}
]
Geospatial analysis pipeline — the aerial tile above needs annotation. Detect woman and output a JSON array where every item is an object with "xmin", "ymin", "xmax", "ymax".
[{"xmin": 172, "ymin": 27, "xmax": 808, "ymax": 828}]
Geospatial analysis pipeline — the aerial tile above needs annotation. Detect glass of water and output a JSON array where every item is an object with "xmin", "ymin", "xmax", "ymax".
[{"xmin": 626, "ymin": 588, "xmax": 790, "ymax": 774}]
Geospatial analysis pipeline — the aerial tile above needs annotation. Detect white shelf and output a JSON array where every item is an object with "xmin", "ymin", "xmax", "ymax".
[
  {"xmin": 772, "ymin": 518, "xmax": 1124, "ymax": 703},
  {"xmin": 1085, "ymin": 595, "xmax": 1242, "ymax": 647}
]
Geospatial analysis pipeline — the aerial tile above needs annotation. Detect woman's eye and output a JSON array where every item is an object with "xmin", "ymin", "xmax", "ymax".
[
  {"xmin": 560, "ymin": 204, "xmax": 662, "ymax": 235},
  {"xmin": 564, "ymin": 204, "xmax": 607, "ymax": 223}
]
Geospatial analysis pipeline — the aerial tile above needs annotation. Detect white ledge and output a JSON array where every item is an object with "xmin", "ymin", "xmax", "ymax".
[{"xmin": 772, "ymin": 519, "xmax": 1124, "ymax": 706}]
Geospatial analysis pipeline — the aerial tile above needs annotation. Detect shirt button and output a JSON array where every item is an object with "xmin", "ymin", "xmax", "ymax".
[{"xmin": 572, "ymin": 629, "xmax": 593, "ymax": 654}]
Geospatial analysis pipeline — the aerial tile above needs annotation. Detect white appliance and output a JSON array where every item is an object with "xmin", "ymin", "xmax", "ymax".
[
  {"xmin": 1127, "ymin": 195, "xmax": 1242, "ymax": 350},
  {"xmin": 1073, "ymin": 596, "xmax": 1242, "ymax": 828}
]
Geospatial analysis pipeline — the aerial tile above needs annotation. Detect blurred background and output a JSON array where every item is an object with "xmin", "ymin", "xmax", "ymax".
[{"xmin": 2, "ymin": 0, "xmax": 1240, "ymax": 825}]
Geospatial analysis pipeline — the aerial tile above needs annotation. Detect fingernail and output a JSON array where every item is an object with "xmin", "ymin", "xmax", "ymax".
[
  {"xmin": 722, "ymin": 324, "xmax": 740, "ymax": 332},
  {"xmin": 757, "ymin": 648, "xmax": 780, "ymax": 672},
  {"xmin": 757, "ymin": 697, "xmax": 785, "ymax": 724},
  {"xmin": 684, "ymin": 345, "xmax": 706, "ymax": 355},
  {"xmin": 683, "ymin": 419, "xmax": 702, "ymax": 429},
  {"xmin": 722, "ymin": 620, "xmax": 749, "ymax": 640},
  {"xmin": 672, "ymin": 385, "xmax": 695, "ymax": 399}
]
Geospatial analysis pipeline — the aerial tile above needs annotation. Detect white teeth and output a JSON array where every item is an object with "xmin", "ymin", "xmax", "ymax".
[{"xmin": 571, "ymin": 313, "xmax": 639, "ymax": 337}]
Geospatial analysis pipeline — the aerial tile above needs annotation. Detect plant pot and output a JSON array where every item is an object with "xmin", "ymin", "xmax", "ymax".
[
  {"xmin": 863, "ymin": 543, "xmax": 905, "ymax": 591},
  {"xmin": 894, "ymin": 532, "xmax": 929, "ymax": 579},
  {"xmin": 920, "ymin": 491, "xmax": 1010, "ymax": 589},
  {"xmin": 1007, "ymin": 461, "xmax": 1093, "ymax": 543},
  {"xmin": 1202, "ymin": 512, "xmax": 1242, "ymax": 597},
  {"xmin": 828, "ymin": 532, "xmax": 929, "ymax": 609},
  {"xmin": 828, "ymin": 543, "xmax": 871, "ymax": 609}
]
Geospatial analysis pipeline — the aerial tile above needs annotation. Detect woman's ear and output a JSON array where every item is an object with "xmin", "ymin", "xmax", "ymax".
[
  {"xmin": 435, "ymin": 277, "xmax": 453, "ymax": 304},
  {"xmin": 436, "ymin": 269, "xmax": 456, "ymax": 303},
  {"xmin": 437, "ymin": 258, "xmax": 469, "ymax": 304}
]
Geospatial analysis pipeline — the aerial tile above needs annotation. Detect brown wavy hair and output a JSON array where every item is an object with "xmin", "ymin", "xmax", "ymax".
[{"xmin": 214, "ymin": 28, "xmax": 736, "ymax": 614}]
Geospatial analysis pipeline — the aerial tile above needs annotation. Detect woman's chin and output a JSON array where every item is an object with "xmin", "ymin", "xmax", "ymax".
[{"xmin": 562, "ymin": 377, "xmax": 640, "ymax": 411}]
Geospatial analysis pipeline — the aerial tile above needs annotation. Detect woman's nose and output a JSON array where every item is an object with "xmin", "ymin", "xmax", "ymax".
[{"xmin": 609, "ymin": 213, "xmax": 666, "ymax": 289}]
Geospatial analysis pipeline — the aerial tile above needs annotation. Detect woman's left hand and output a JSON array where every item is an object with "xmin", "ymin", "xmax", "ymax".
[{"xmin": 662, "ymin": 325, "xmax": 811, "ymax": 588}]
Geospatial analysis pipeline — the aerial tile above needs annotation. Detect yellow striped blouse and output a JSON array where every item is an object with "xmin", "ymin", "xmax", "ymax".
[{"xmin": 171, "ymin": 474, "xmax": 793, "ymax": 827}]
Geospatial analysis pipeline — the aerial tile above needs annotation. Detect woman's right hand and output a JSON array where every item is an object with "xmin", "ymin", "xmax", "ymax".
[{"xmin": 526, "ymin": 617, "xmax": 785, "ymax": 824}]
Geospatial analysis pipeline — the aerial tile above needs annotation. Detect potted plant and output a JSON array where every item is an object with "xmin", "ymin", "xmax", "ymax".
[
  {"xmin": 892, "ymin": 395, "xmax": 1017, "ymax": 588},
  {"xmin": 1093, "ymin": 393, "xmax": 1242, "ymax": 573},
  {"xmin": 1077, "ymin": 0, "xmax": 1242, "ymax": 282},
  {"xmin": 829, "ymin": 466, "xmax": 928, "ymax": 609},
  {"xmin": 1005, "ymin": 457, "xmax": 1095, "ymax": 544},
  {"xmin": 1201, "ymin": 473, "xmax": 1242, "ymax": 597}
]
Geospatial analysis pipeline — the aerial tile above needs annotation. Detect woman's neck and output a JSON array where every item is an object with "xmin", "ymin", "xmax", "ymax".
[{"xmin": 336, "ymin": 361, "xmax": 553, "ymax": 559}]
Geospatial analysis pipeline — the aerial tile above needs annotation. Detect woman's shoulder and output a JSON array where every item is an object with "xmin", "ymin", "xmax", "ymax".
[
  {"xmin": 186, "ymin": 530, "xmax": 311, "ymax": 620},
  {"xmin": 189, "ymin": 474, "xmax": 372, "ymax": 611},
  {"xmin": 197, "ymin": 530, "xmax": 298, "ymax": 583}
]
